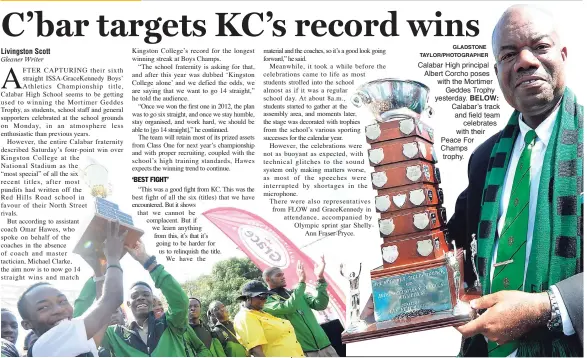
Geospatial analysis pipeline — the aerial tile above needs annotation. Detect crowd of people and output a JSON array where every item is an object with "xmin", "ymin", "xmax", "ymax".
[{"xmin": 1, "ymin": 220, "xmax": 339, "ymax": 357}]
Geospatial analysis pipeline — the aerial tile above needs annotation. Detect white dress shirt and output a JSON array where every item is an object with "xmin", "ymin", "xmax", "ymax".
[
  {"xmin": 31, "ymin": 318, "xmax": 98, "ymax": 357},
  {"xmin": 488, "ymin": 104, "xmax": 575, "ymax": 356}
]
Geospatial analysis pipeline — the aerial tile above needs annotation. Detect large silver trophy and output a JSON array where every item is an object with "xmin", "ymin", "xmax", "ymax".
[{"xmin": 341, "ymin": 78, "xmax": 480, "ymax": 344}]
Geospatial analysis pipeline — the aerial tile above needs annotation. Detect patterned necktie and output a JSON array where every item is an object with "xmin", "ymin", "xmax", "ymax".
[{"xmin": 488, "ymin": 129, "xmax": 537, "ymax": 357}]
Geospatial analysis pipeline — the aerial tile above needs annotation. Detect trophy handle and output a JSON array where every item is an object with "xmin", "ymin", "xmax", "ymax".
[
  {"xmin": 470, "ymin": 234, "xmax": 481, "ymax": 289},
  {"xmin": 427, "ymin": 105, "xmax": 435, "ymax": 118},
  {"xmin": 351, "ymin": 91, "xmax": 371, "ymax": 108}
]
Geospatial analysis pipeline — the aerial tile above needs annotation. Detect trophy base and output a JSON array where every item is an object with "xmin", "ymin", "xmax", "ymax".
[
  {"xmin": 73, "ymin": 212, "xmax": 144, "ymax": 260},
  {"xmin": 452, "ymin": 300, "xmax": 471, "ymax": 316},
  {"xmin": 342, "ymin": 320, "xmax": 369, "ymax": 334},
  {"xmin": 341, "ymin": 292, "xmax": 480, "ymax": 344}
]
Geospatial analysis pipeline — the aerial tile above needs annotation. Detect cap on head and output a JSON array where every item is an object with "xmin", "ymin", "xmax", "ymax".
[{"xmin": 237, "ymin": 280, "xmax": 270, "ymax": 301}]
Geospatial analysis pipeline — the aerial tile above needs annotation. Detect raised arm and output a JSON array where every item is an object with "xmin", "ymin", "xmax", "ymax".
[
  {"xmin": 305, "ymin": 281, "xmax": 329, "ymax": 311},
  {"xmin": 72, "ymin": 265, "xmax": 108, "ymax": 346},
  {"xmin": 305, "ymin": 255, "xmax": 329, "ymax": 310},
  {"xmin": 82, "ymin": 220, "xmax": 126, "ymax": 340},
  {"xmin": 73, "ymin": 277, "xmax": 98, "ymax": 318}
]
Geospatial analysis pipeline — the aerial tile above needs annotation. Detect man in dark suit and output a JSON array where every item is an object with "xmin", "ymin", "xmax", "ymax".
[{"xmin": 449, "ymin": 5, "xmax": 583, "ymax": 356}]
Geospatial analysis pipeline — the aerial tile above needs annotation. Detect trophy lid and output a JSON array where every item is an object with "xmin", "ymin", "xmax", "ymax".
[
  {"xmin": 359, "ymin": 78, "xmax": 430, "ymax": 92},
  {"xmin": 352, "ymin": 78, "xmax": 433, "ymax": 123}
]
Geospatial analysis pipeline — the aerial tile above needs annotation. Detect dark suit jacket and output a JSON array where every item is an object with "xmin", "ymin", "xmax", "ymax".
[{"xmin": 447, "ymin": 131, "xmax": 584, "ymax": 351}]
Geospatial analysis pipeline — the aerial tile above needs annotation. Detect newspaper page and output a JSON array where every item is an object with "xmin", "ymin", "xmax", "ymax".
[{"xmin": 0, "ymin": 1, "xmax": 584, "ymax": 357}]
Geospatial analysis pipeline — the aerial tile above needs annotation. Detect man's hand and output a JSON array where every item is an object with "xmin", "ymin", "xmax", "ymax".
[
  {"xmin": 314, "ymin": 255, "xmax": 326, "ymax": 280},
  {"xmin": 125, "ymin": 239, "xmax": 150, "ymax": 266},
  {"xmin": 456, "ymin": 290, "xmax": 551, "ymax": 345},
  {"xmin": 297, "ymin": 260, "xmax": 306, "ymax": 283},
  {"xmin": 84, "ymin": 220, "xmax": 126, "ymax": 341},
  {"xmin": 103, "ymin": 220, "xmax": 128, "ymax": 264}
]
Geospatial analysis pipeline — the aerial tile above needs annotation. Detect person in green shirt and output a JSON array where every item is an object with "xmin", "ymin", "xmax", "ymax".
[
  {"xmin": 187, "ymin": 298, "xmax": 226, "ymax": 357},
  {"xmin": 207, "ymin": 301, "xmax": 248, "ymax": 357},
  {"xmin": 75, "ymin": 238, "xmax": 209, "ymax": 357},
  {"xmin": 263, "ymin": 258, "xmax": 338, "ymax": 357},
  {"xmin": 20, "ymin": 220, "xmax": 126, "ymax": 357}
]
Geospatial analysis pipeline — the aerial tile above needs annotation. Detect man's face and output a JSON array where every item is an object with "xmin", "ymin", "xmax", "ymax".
[
  {"xmin": 268, "ymin": 269, "xmax": 286, "ymax": 289},
  {"xmin": 493, "ymin": 8, "xmax": 566, "ymax": 117},
  {"xmin": 21, "ymin": 285, "xmax": 73, "ymax": 336},
  {"xmin": 1, "ymin": 311, "xmax": 19, "ymax": 344},
  {"xmin": 189, "ymin": 299, "xmax": 201, "ymax": 321},
  {"xmin": 128, "ymin": 285, "xmax": 153, "ymax": 320},
  {"xmin": 248, "ymin": 295, "xmax": 268, "ymax": 311},
  {"xmin": 152, "ymin": 297, "xmax": 164, "ymax": 319},
  {"xmin": 215, "ymin": 303, "xmax": 229, "ymax": 322}
]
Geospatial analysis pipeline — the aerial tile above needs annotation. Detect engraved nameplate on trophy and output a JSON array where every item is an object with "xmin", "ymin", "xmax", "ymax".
[
  {"xmin": 371, "ymin": 265, "xmax": 452, "ymax": 322},
  {"xmin": 381, "ymin": 229, "xmax": 449, "ymax": 267},
  {"xmin": 371, "ymin": 160, "xmax": 440, "ymax": 190},
  {"xmin": 378, "ymin": 207, "xmax": 446, "ymax": 238},
  {"xmin": 365, "ymin": 119, "xmax": 435, "ymax": 144},
  {"xmin": 344, "ymin": 250, "xmax": 473, "ymax": 342},
  {"xmin": 368, "ymin": 138, "xmax": 437, "ymax": 166},
  {"xmin": 375, "ymin": 184, "xmax": 443, "ymax": 213}
]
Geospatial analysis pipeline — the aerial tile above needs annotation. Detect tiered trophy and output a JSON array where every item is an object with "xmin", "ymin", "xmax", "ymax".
[
  {"xmin": 341, "ymin": 79, "xmax": 481, "ymax": 343},
  {"xmin": 73, "ymin": 158, "xmax": 143, "ymax": 261}
]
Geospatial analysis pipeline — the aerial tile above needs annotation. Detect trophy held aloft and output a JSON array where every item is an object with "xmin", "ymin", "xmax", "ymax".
[
  {"xmin": 74, "ymin": 158, "xmax": 143, "ymax": 261},
  {"xmin": 341, "ymin": 79, "xmax": 481, "ymax": 344}
]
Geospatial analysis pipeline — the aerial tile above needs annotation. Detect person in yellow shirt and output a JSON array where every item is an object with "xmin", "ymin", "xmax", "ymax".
[{"xmin": 234, "ymin": 281, "xmax": 304, "ymax": 357}]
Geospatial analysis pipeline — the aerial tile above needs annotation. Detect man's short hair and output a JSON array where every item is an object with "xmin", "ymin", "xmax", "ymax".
[
  {"xmin": 189, "ymin": 297, "xmax": 201, "ymax": 305},
  {"xmin": 17, "ymin": 282, "xmax": 51, "ymax": 320},
  {"xmin": 262, "ymin": 267, "xmax": 280, "ymax": 280},
  {"xmin": 130, "ymin": 281, "xmax": 152, "ymax": 292},
  {"xmin": 491, "ymin": 5, "xmax": 559, "ymax": 58}
]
